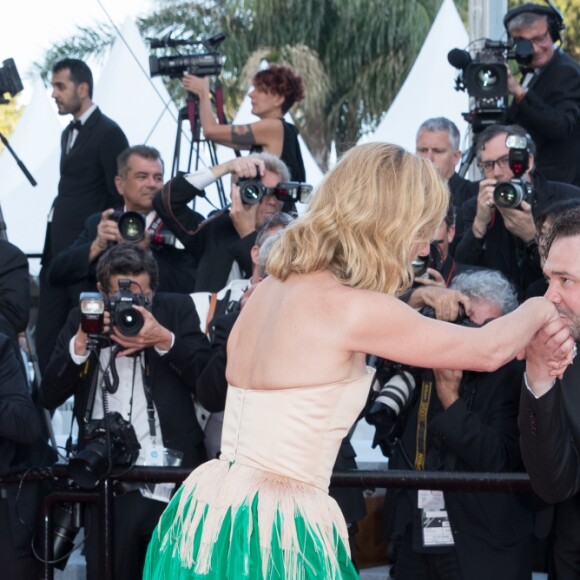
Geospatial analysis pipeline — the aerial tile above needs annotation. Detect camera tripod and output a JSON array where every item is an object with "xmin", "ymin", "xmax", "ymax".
[{"xmin": 171, "ymin": 92, "xmax": 228, "ymax": 209}]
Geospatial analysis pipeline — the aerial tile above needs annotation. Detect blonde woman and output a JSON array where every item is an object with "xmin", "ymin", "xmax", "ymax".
[{"xmin": 144, "ymin": 143, "xmax": 571, "ymax": 579}]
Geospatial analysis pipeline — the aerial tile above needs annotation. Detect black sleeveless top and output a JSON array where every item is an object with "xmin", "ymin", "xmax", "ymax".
[{"xmin": 250, "ymin": 118, "xmax": 306, "ymax": 182}]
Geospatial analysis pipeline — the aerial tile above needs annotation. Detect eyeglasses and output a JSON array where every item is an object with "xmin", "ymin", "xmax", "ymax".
[
  {"xmin": 477, "ymin": 155, "xmax": 510, "ymax": 173},
  {"xmin": 513, "ymin": 28, "xmax": 551, "ymax": 46}
]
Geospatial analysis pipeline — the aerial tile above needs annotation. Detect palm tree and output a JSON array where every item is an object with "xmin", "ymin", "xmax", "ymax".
[{"xmin": 32, "ymin": 0, "xmax": 452, "ymax": 168}]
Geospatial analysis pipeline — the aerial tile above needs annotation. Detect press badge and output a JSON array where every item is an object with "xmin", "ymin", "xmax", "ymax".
[
  {"xmin": 141, "ymin": 444, "xmax": 183, "ymax": 504},
  {"xmin": 418, "ymin": 490, "xmax": 455, "ymax": 547}
]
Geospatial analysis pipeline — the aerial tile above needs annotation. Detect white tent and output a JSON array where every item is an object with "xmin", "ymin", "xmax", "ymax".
[
  {"xmin": 0, "ymin": 78, "xmax": 61, "ymax": 255},
  {"xmin": 361, "ymin": 0, "xmax": 470, "ymax": 152}
]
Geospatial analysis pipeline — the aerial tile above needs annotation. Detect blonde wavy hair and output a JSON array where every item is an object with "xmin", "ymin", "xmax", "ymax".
[{"xmin": 267, "ymin": 142, "xmax": 450, "ymax": 295}]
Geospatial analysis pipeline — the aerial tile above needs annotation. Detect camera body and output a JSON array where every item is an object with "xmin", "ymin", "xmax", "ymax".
[
  {"xmin": 411, "ymin": 242, "xmax": 444, "ymax": 280},
  {"xmin": 493, "ymin": 134, "xmax": 536, "ymax": 209},
  {"xmin": 110, "ymin": 210, "xmax": 146, "ymax": 243},
  {"xmin": 238, "ymin": 179, "xmax": 313, "ymax": 205},
  {"xmin": 148, "ymin": 32, "xmax": 226, "ymax": 79},
  {"xmin": 69, "ymin": 411, "xmax": 140, "ymax": 489},
  {"xmin": 0, "ymin": 58, "xmax": 23, "ymax": 103},
  {"xmin": 79, "ymin": 279, "xmax": 150, "ymax": 339}
]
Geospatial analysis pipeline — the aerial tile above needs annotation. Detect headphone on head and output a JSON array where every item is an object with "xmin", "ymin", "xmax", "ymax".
[{"xmin": 503, "ymin": 1, "xmax": 565, "ymax": 43}]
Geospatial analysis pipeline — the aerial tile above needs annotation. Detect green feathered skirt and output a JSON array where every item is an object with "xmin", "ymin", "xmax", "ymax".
[{"xmin": 143, "ymin": 459, "xmax": 359, "ymax": 579}]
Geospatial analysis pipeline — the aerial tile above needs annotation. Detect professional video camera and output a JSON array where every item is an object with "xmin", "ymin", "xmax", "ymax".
[
  {"xmin": 69, "ymin": 411, "xmax": 140, "ymax": 489},
  {"xmin": 79, "ymin": 279, "xmax": 150, "ymax": 339},
  {"xmin": 493, "ymin": 134, "xmax": 535, "ymax": 209},
  {"xmin": 148, "ymin": 31, "xmax": 226, "ymax": 79},
  {"xmin": 0, "ymin": 58, "xmax": 23, "ymax": 104},
  {"xmin": 238, "ymin": 179, "xmax": 313, "ymax": 206},
  {"xmin": 448, "ymin": 38, "xmax": 533, "ymax": 132}
]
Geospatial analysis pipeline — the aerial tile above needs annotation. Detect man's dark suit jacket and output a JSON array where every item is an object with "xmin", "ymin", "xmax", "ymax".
[
  {"xmin": 386, "ymin": 360, "xmax": 533, "ymax": 580},
  {"xmin": 153, "ymin": 176, "xmax": 255, "ymax": 292},
  {"xmin": 47, "ymin": 212, "xmax": 198, "ymax": 295},
  {"xmin": 507, "ymin": 48, "xmax": 580, "ymax": 187},
  {"xmin": 39, "ymin": 293, "xmax": 211, "ymax": 468},
  {"xmin": 0, "ymin": 239, "xmax": 29, "ymax": 338},
  {"xmin": 43, "ymin": 107, "xmax": 129, "ymax": 263},
  {"xmin": 455, "ymin": 174, "xmax": 580, "ymax": 296}
]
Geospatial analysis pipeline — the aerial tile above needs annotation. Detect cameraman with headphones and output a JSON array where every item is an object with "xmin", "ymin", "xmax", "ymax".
[
  {"xmin": 504, "ymin": 2, "xmax": 580, "ymax": 187},
  {"xmin": 40, "ymin": 244, "xmax": 210, "ymax": 580}
]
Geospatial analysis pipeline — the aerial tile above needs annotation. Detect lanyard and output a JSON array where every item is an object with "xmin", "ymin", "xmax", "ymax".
[{"xmin": 414, "ymin": 378, "xmax": 433, "ymax": 471}]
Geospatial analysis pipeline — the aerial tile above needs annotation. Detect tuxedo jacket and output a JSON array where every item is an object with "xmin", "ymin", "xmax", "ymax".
[
  {"xmin": 153, "ymin": 175, "xmax": 255, "ymax": 292},
  {"xmin": 47, "ymin": 211, "xmax": 198, "ymax": 294},
  {"xmin": 507, "ymin": 49, "xmax": 580, "ymax": 187},
  {"xmin": 39, "ymin": 293, "xmax": 211, "ymax": 468},
  {"xmin": 387, "ymin": 360, "xmax": 534, "ymax": 580},
  {"xmin": 43, "ymin": 107, "xmax": 129, "ymax": 263}
]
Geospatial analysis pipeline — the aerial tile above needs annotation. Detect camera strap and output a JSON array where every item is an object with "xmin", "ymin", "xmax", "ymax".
[
  {"xmin": 141, "ymin": 356, "xmax": 157, "ymax": 439},
  {"xmin": 414, "ymin": 377, "xmax": 433, "ymax": 471}
]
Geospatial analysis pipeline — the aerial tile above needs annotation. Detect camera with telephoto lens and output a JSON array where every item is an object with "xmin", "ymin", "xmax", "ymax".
[
  {"xmin": 238, "ymin": 179, "xmax": 313, "ymax": 205},
  {"xmin": 148, "ymin": 31, "xmax": 226, "ymax": 79},
  {"xmin": 110, "ymin": 210, "xmax": 146, "ymax": 243},
  {"xmin": 448, "ymin": 38, "xmax": 533, "ymax": 132},
  {"xmin": 493, "ymin": 134, "xmax": 535, "ymax": 209},
  {"xmin": 79, "ymin": 279, "xmax": 150, "ymax": 338},
  {"xmin": 68, "ymin": 411, "xmax": 140, "ymax": 489}
]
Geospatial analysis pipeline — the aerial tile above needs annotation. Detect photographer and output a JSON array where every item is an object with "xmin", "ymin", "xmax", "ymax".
[
  {"xmin": 153, "ymin": 152, "xmax": 292, "ymax": 292},
  {"xmin": 182, "ymin": 64, "xmax": 306, "ymax": 182},
  {"xmin": 455, "ymin": 124, "xmax": 580, "ymax": 297},
  {"xmin": 39, "ymin": 244, "xmax": 210, "ymax": 580},
  {"xmin": 48, "ymin": 145, "xmax": 202, "ymax": 295},
  {"xmin": 504, "ymin": 3, "xmax": 580, "ymax": 187},
  {"xmin": 378, "ymin": 270, "xmax": 535, "ymax": 580}
]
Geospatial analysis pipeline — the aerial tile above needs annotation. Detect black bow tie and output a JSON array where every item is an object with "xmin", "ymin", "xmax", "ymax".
[{"xmin": 69, "ymin": 119, "xmax": 82, "ymax": 131}]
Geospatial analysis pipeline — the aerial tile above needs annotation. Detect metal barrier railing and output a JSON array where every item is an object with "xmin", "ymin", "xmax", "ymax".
[{"xmin": 0, "ymin": 464, "xmax": 535, "ymax": 580}]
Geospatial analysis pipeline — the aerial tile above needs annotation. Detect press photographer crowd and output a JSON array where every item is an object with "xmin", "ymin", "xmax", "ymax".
[{"xmin": 2, "ymin": 1, "xmax": 580, "ymax": 579}]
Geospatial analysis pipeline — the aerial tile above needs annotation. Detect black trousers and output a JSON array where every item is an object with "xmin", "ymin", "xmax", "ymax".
[
  {"xmin": 393, "ymin": 524, "xmax": 463, "ymax": 580},
  {"xmin": 84, "ymin": 490, "xmax": 167, "ymax": 580},
  {"xmin": 549, "ymin": 494, "xmax": 580, "ymax": 580},
  {"xmin": 0, "ymin": 497, "xmax": 38, "ymax": 580}
]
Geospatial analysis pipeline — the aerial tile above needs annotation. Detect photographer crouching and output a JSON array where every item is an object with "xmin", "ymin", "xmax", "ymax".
[
  {"xmin": 370, "ymin": 270, "xmax": 535, "ymax": 580},
  {"xmin": 39, "ymin": 244, "xmax": 210, "ymax": 580}
]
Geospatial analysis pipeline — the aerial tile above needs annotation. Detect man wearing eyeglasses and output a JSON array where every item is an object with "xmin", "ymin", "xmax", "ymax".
[
  {"xmin": 455, "ymin": 124, "xmax": 580, "ymax": 298},
  {"xmin": 504, "ymin": 4, "xmax": 580, "ymax": 187}
]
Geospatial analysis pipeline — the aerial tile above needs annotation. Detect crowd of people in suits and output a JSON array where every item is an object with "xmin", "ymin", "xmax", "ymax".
[{"xmin": 1, "ymin": 2, "xmax": 580, "ymax": 578}]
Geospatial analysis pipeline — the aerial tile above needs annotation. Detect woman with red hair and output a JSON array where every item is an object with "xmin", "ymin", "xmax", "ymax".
[{"xmin": 183, "ymin": 65, "xmax": 306, "ymax": 182}]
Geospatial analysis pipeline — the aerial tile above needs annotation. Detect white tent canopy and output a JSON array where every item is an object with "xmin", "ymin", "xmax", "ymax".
[{"xmin": 360, "ymin": 0, "xmax": 470, "ymax": 152}]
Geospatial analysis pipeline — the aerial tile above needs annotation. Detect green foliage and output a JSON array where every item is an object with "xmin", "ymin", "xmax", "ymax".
[
  {"xmin": 0, "ymin": 96, "xmax": 23, "ymax": 153},
  {"xmin": 30, "ymin": 0, "xmax": 455, "ymax": 166}
]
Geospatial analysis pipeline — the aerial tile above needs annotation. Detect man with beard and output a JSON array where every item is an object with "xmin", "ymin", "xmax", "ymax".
[{"xmin": 519, "ymin": 205, "xmax": 580, "ymax": 577}]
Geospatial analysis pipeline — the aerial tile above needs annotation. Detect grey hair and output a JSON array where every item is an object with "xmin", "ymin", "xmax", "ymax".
[
  {"xmin": 258, "ymin": 230, "xmax": 284, "ymax": 279},
  {"xmin": 507, "ymin": 12, "xmax": 548, "ymax": 33},
  {"xmin": 450, "ymin": 269, "xmax": 519, "ymax": 314},
  {"xmin": 416, "ymin": 117, "xmax": 460, "ymax": 152},
  {"xmin": 255, "ymin": 212, "xmax": 294, "ymax": 247},
  {"xmin": 249, "ymin": 152, "xmax": 291, "ymax": 183}
]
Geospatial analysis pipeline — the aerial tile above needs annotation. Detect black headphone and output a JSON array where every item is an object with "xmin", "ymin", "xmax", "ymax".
[{"xmin": 503, "ymin": 2, "xmax": 565, "ymax": 43}]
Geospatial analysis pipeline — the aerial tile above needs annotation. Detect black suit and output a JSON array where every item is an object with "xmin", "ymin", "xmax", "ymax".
[
  {"xmin": 47, "ymin": 211, "xmax": 198, "ymax": 294},
  {"xmin": 36, "ymin": 107, "xmax": 129, "ymax": 373},
  {"xmin": 39, "ymin": 292, "xmax": 210, "ymax": 580},
  {"xmin": 0, "ymin": 333, "xmax": 49, "ymax": 579},
  {"xmin": 455, "ymin": 174, "xmax": 580, "ymax": 296},
  {"xmin": 507, "ymin": 49, "xmax": 580, "ymax": 187},
  {"xmin": 519, "ymin": 351, "xmax": 580, "ymax": 578},
  {"xmin": 387, "ymin": 361, "xmax": 534, "ymax": 580},
  {"xmin": 448, "ymin": 172, "xmax": 479, "ymax": 255},
  {"xmin": 153, "ymin": 175, "xmax": 255, "ymax": 292}
]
